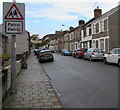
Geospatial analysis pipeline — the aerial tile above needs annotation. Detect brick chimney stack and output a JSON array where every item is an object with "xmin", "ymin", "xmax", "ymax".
[
  {"xmin": 94, "ymin": 7, "xmax": 102, "ymax": 18},
  {"xmin": 78, "ymin": 20, "xmax": 85, "ymax": 26},
  {"xmin": 69, "ymin": 26, "xmax": 74, "ymax": 31}
]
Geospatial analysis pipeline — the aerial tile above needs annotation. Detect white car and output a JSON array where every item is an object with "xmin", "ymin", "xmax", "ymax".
[{"xmin": 104, "ymin": 48, "xmax": 120, "ymax": 67}]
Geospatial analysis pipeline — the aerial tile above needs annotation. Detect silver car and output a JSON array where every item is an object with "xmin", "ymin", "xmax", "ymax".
[
  {"xmin": 38, "ymin": 50, "xmax": 54, "ymax": 63},
  {"xmin": 83, "ymin": 48, "xmax": 104, "ymax": 61}
]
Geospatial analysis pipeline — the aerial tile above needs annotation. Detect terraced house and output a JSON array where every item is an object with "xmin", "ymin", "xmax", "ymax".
[{"xmin": 81, "ymin": 5, "xmax": 120, "ymax": 53}]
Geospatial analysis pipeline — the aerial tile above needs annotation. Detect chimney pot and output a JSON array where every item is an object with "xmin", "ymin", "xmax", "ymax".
[
  {"xmin": 78, "ymin": 20, "xmax": 85, "ymax": 26},
  {"xmin": 94, "ymin": 7, "xmax": 102, "ymax": 18},
  {"xmin": 69, "ymin": 26, "xmax": 74, "ymax": 31}
]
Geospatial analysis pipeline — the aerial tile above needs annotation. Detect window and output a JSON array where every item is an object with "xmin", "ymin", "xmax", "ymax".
[
  {"xmin": 109, "ymin": 49, "xmax": 115, "ymax": 54},
  {"xmin": 115, "ymin": 49, "xmax": 120, "ymax": 54},
  {"xmin": 83, "ymin": 28, "xmax": 86, "ymax": 37},
  {"xmin": 99, "ymin": 20, "xmax": 104, "ymax": 32},
  {"xmin": 86, "ymin": 27, "xmax": 89, "ymax": 36},
  {"xmin": 95, "ymin": 22, "xmax": 99, "ymax": 33},
  {"xmin": 89, "ymin": 27, "xmax": 91, "ymax": 36},
  {"xmin": 104, "ymin": 19, "xmax": 107, "ymax": 31},
  {"xmin": 76, "ymin": 43, "xmax": 78, "ymax": 49},
  {"xmin": 81, "ymin": 30, "xmax": 84, "ymax": 37},
  {"xmin": 92, "ymin": 24, "xmax": 96, "ymax": 34},
  {"xmin": 100, "ymin": 39, "xmax": 104, "ymax": 50}
]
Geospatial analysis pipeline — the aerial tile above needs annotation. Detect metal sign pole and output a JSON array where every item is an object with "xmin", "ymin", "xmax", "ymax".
[
  {"xmin": 11, "ymin": 35, "xmax": 16, "ymax": 94},
  {"xmin": 13, "ymin": 0, "xmax": 16, "ymax": 2},
  {"xmin": 10, "ymin": 0, "xmax": 17, "ymax": 94}
]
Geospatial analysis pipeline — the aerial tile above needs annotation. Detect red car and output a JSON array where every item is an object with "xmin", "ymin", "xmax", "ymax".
[
  {"xmin": 73, "ymin": 48, "xmax": 88, "ymax": 59},
  {"xmin": 0, "ymin": 58, "xmax": 4, "ymax": 65}
]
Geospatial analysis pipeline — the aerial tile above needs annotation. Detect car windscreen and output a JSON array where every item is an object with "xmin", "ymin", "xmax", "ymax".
[
  {"xmin": 64, "ymin": 49, "xmax": 70, "ymax": 52},
  {"xmin": 41, "ymin": 51, "xmax": 51, "ymax": 54},
  {"xmin": 93, "ymin": 49, "xmax": 103, "ymax": 53},
  {"xmin": 81, "ymin": 49, "xmax": 87, "ymax": 52},
  {"xmin": 116, "ymin": 49, "xmax": 120, "ymax": 54}
]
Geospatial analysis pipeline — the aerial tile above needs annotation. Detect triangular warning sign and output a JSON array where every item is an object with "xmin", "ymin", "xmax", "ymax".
[{"xmin": 4, "ymin": 4, "xmax": 24, "ymax": 20}]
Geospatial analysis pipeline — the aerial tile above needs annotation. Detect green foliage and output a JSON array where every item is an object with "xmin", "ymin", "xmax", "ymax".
[
  {"xmin": 31, "ymin": 35, "xmax": 37, "ymax": 40},
  {"xmin": 2, "ymin": 54, "xmax": 11, "ymax": 61}
]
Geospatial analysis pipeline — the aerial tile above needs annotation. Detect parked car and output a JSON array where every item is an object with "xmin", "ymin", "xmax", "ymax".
[
  {"xmin": 72, "ymin": 49, "xmax": 80, "ymax": 57},
  {"xmin": 49, "ymin": 46, "xmax": 56, "ymax": 53},
  {"xmin": 33, "ymin": 49, "xmax": 39, "ymax": 55},
  {"xmin": 83, "ymin": 48, "xmax": 104, "ymax": 61},
  {"xmin": 0, "ymin": 58, "xmax": 4, "ymax": 66},
  {"xmin": 73, "ymin": 48, "xmax": 88, "ymax": 58},
  {"xmin": 104, "ymin": 48, "xmax": 120, "ymax": 67},
  {"xmin": 38, "ymin": 50, "xmax": 54, "ymax": 63},
  {"xmin": 61, "ymin": 49, "xmax": 72, "ymax": 56},
  {"xmin": 36, "ymin": 48, "xmax": 43, "ymax": 58}
]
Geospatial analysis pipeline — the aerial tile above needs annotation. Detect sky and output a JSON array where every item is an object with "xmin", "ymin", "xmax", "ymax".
[{"xmin": 0, "ymin": 0, "xmax": 119, "ymax": 38}]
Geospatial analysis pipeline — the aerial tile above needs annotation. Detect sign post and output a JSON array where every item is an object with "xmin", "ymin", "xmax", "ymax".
[
  {"xmin": 11, "ymin": 35, "xmax": 16, "ymax": 94},
  {"xmin": 3, "ymin": 2, "xmax": 25, "ymax": 94}
]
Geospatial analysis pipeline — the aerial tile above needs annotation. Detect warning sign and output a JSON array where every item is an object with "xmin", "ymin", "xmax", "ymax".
[
  {"xmin": 5, "ymin": 21, "xmax": 23, "ymax": 34},
  {"xmin": 4, "ymin": 4, "xmax": 24, "ymax": 20},
  {"xmin": 3, "ymin": 2, "xmax": 25, "ymax": 35}
]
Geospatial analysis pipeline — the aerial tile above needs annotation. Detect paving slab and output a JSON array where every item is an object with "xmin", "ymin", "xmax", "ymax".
[{"xmin": 2, "ymin": 53, "xmax": 63, "ymax": 109}]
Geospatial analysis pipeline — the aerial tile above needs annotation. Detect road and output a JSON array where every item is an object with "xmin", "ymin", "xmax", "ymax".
[{"xmin": 41, "ymin": 53, "xmax": 118, "ymax": 108}]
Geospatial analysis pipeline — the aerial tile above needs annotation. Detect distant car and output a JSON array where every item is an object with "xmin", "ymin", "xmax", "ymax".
[
  {"xmin": 72, "ymin": 49, "xmax": 80, "ymax": 57},
  {"xmin": 83, "ymin": 48, "xmax": 104, "ymax": 61},
  {"xmin": 49, "ymin": 46, "xmax": 56, "ymax": 53},
  {"xmin": 33, "ymin": 49, "xmax": 39, "ymax": 55},
  {"xmin": 36, "ymin": 48, "xmax": 43, "ymax": 58},
  {"xmin": 104, "ymin": 48, "xmax": 120, "ymax": 67},
  {"xmin": 73, "ymin": 48, "xmax": 88, "ymax": 58},
  {"xmin": 38, "ymin": 50, "xmax": 54, "ymax": 63},
  {"xmin": 0, "ymin": 58, "xmax": 4, "ymax": 66},
  {"xmin": 61, "ymin": 49, "xmax": 72, "ymax": 56}
]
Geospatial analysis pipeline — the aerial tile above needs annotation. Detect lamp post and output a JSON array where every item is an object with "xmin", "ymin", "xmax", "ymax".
[{"xmin": 61, "ymin": 24, "xmax": 70, "ymax": 50}]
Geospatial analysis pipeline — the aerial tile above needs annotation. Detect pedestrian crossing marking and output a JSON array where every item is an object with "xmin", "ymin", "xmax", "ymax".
[{"xmin": 4, "ymin": 4, "xmax": 24, "ymax": 20}]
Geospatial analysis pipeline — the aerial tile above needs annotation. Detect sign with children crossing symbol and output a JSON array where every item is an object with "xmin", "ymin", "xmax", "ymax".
[
  {"xmin": 4, "ymin": 4, "xmax": 24, "ymax": 20},
  {"xmin": 3, "ymin": 2, "xmax": 25, "ymax": 34}
]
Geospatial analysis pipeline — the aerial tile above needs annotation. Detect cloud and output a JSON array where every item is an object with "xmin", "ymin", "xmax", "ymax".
[
  {"xmin": 25, "ymin": 1, "xmax": 118, "ymax": 21},
  {"xmin": 16, "ymin": 0, "xmax": 120, "ymax": 3},
  {"xmin": 0, "ymin": 0, "xmax": 119, "ymax": 23}
]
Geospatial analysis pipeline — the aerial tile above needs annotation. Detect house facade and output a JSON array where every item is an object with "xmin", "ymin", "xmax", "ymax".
[
  {"xmin": 81, "ymin": 6, "xmax": 120, "ymax": 53},
  {"xmin": 0, "ymin": 24, "xmax": 31, "ymax": 55},
  {"xmin": 0, "ymin": 33, "xmax": 8, "ymax": 54},
  {"xmin": 91, "ymin": 6, "xmax": 119, "ymax": 53},
  {"xmin": 42, "ymin": 5, "xmax": 119, "ymax": 54}
]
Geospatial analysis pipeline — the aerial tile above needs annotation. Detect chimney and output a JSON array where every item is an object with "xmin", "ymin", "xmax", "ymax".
[
  {"xmin": 78, "ymin": 20, "xmax": 85, "ymax": 26},
  {"xmin": 69, "ymin": 26, "xmax": 74, "ymax": 31},
  {"xmin": 94, "ymin": 7, "xmax": 102, "ymax": 18}
]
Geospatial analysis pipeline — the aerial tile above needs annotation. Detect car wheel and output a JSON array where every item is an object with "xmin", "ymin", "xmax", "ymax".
[
  {"xmin": 118, "ymin": 60, "xmax": 120, "ymax": 67},
  {"xmin": 83, "ymin": 56, "xmax": 86, "ymax": 60},
  {"xmin": 104, "ymin": 58, "xmax": 107, "ymax": 64},
  {"xmin": 76, "ymin": 54, "xmax": 80, "ymax": 59},
  {"xmin": 39, "ymin": 59, "xmax": 42, "ymax": 63},
  {"xmin": 51, "ymin": 58, "xmax": 54, "ymax": 62},
  {"xmin": 89, "ymin": 56, "xmax": 93, "ymax": 61}
]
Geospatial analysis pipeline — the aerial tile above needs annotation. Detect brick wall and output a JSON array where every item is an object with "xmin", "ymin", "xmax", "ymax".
[
  {"xmin": 109, "ymin": 9, "xmax": 119, "ymax": 50},
  {"xmin": 2, "ymin": 60, "xmax": 21, "ymax": 100},
  {"xmin": 92, "ymin": 31, "xmax": 108, "ymax": 39}
]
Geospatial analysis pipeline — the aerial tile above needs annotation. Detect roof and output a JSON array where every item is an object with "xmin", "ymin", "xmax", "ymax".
[
  {"xmin": 92, "ymin": 5, "xmax": 119, "ymax": 23},
  {"xmin": 92, "ymin": 5, "xmax": 120, "ymax": 23},
  {"xmin": 81, "ymin": 5, "xmax": 119, "ymax": 28}
]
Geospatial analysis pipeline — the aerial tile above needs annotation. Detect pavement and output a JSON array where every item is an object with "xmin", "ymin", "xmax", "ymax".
[{"xmin": 2, "ymin": 53, "xmax": 63, "ymax": 109}]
